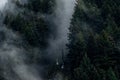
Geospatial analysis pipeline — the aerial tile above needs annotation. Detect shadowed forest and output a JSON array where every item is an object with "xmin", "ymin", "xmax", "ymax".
[{"xmin": 0, "ymin": 0, "xmax": 120, "ymax": 80}]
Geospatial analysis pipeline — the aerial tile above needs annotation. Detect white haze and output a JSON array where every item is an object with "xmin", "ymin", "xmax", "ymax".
[
  {"xmin": 0, "ymin": 0, "xmax": 8, "ymax": 11},
  {"xmin": 0, "ymin": 0, "xmax": 76, "ymax": 80},
  {"xmin": 47, "ymin": 0, "xmax": 75, "ymax": 60},
  {"xmin": 0, "ymin": 0, "xmax": 42, "ymax": 80},
  {"xmin": 0, "ymin": 27, "xmax": 42, "ymax": 80}
]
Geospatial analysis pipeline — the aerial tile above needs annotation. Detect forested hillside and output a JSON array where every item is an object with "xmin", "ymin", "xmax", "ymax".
[
  {"xmin": 65, "ymin": 0, "xmax": 120, "ymax": 80},
  {"xmin": 0, "ymin": 0, "xmax": 119, "ymax": 80},
  {"xmin": 4, "ymin": 0, "xmax": 55, "ymax": 47}
]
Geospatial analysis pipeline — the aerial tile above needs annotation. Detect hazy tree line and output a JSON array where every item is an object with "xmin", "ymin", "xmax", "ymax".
[
  {"xmin": 1, "ymin": 0, "xmax": 120, "ymax": 80},
  {"xmin": 4, "ymin": 0, "xmax": 55, "ymax": 48}
]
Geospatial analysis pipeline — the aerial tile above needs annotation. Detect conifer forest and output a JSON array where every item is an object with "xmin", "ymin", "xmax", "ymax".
[{"xmin": 0, "ymin": 0, "xmax": 120, "ymax": 80}]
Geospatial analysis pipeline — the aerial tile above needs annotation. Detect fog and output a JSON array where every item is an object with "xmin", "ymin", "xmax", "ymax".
[
  {"xmin": 0, "ymin": 0, "xmax": 76, "ymax": 80},
  {"xmin": 0, "ymin": 0, "xmax": 42, "ymax": 80},
  {"xmin": 0, "ymin": 0, "xmax": 8, "ymax": 11},
  {"xmin": 46, "ymin": 0, "xmax": 75, "ymax": 60}
]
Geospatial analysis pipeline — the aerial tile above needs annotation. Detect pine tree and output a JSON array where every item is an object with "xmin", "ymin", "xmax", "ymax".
[
  {"xmin": 107, "ymin": 67, "xmax": 118, "ymax": 80},
  {"xmin": 74, "ymin": 53, "xmax": 101, "ymax": 80},
  {"xmin": 67, "ymin": 31, "xmax": 86, "ymax": 70},
  {"xmin": 66, "ymin": 0, "xmax": 120, "ymax": 79},
  {"xmin": 27, "ymin": 0, "xmax": 55, "ymax": 13}
]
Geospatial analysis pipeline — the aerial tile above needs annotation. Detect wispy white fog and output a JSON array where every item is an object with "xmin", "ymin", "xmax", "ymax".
[
  {"xmin": 47, "ymin": 0, "xmax": 76, "ymax": 60},
  {"xmin": 0, "ymin": 26, "xmax": 42, "ymax": 80},
  {"xmin": 0, "ymin": 0, "xmax": 42, "ymax": 80},
  {"xmin": 0, "ymin": 0, "xmax": 76, "ymax": 80},
  {"xmin": 0, "ymin": 0, "xmax": 8, "ymax": 11}
]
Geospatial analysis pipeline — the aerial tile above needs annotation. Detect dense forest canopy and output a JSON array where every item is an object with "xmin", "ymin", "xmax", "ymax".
[
  {"xmin": 66, "ymin": 0, "xmax": 120, "ymax": 80},
  {"xmin": 0, "ymin": 0, "xmax": 120, "ymax": 80}
]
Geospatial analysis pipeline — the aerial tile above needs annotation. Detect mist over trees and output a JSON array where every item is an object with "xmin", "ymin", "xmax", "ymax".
[
  {"xmin": 0, "ymin": 0, "xmax": 120, "ymax": 80},
  {"xmin": 4, "ymin": 0, "xmax": 55, "ymax": 48}
]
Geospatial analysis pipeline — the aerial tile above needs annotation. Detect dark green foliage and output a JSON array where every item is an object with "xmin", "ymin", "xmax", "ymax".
[
  {"xmin": 65, "ymin": 0, "xmax": 120, "ymax": 80},
  {"xmin": 67, "ymin": 31, "xmax": 86, "ymax": 69},
  {"xmin": 2, "ymin": 1, "xmax": 56, "ymax": 79},
  {"xmin": 27, "ymin": 0, "xmax": 55, "ymax": 13},
  {"xmin": 4, "ymin": 0, "xmax": 55, "ymax": 48},
  {"xmin": 4, "ymin": 13, "xmax": 50, "ymax": 47},
  {"xmin": 107, "ymin": 68, "xmax": 118, "ymax": 80},
  {"xmin": 2, "ymin": 0, "xmax": 120, "ymax": 79},
  {"xmin": 74, "ymin": 54, "xmax": 100, "ymax": 80}
]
